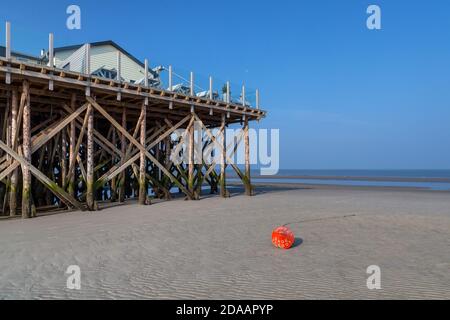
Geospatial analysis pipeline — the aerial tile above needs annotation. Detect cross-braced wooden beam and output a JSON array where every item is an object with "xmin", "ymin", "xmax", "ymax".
[
  {"xmin": 0, "ymin": 141, "xmax": 85, "ymax": 211},
  {"xmin": 86, "ymin": 97, "xmax": 194, "ymax": 200},
  {"xmin": 192, "ymin": 112, "xmax": 253, "ymax": 196}
]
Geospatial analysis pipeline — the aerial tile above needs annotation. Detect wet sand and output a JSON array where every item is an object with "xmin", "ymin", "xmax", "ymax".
[
  {"xmin": 248, "ymin": 175, "xmax": 450, "ymax": 183},
  {"xmin": 0, "ymin": 185, "xmax": 449, "ymax": 299}
]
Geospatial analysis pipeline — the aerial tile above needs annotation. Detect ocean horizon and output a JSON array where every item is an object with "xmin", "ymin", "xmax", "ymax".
[
  {"xmin": 267, "ymin": 169, "xmax": 450, "ymax": 179},
  {"xmin": 229, "ymin": 169, "xmax": 450, "ymax": 191}
]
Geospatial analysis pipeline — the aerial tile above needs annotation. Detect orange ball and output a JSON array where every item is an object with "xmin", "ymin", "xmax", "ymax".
[{"xmin": 272, "ymin": 226, "xmax": 295, "ymax": 249}]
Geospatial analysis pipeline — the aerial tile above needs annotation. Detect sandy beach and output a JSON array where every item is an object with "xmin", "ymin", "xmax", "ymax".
[{"xmin": 0, "ymin": 184, "xmax": 449, "ymax": 300}]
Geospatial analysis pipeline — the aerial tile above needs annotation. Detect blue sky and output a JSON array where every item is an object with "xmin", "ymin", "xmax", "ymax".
[{"xmin": 1, "ymin": 0, "xmax": 450, "ymax": 169}]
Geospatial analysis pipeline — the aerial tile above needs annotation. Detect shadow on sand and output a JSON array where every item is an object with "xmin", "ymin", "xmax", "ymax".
[
  {"xmin": 228, "ymin": 184, "xmax": 312, "ymax": 197},
  {"xmin": 292, "ymin": 238, "xmax": 303, "ymax": 249}
]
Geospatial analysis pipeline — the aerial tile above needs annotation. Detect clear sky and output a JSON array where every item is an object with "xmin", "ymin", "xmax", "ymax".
[{"xmin": 1, "ymin": 0, "xmax": 449, "ymax": 169}]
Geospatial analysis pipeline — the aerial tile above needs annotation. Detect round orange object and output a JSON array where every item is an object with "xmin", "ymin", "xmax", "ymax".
[{"xmin": 272, "ymin": 226, "xmax": 295, "ymax": 249}]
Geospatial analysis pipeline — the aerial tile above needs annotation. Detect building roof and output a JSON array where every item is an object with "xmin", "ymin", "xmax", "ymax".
[
  {"xmin": 55, "ymin": 40, "xmax": 145, "ymax": 68},
  {"xmin": 0, "ymin": 41, "xmax": 149, "ymax": 69},
  {"xmin": 0, "ymin": 45, "xmax": 42, "ymax": 62}
]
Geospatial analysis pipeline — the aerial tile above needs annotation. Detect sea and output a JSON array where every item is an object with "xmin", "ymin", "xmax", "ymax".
[{"xmin": 244, "ymin": 169, "xmax": 450, "ymax": 191}]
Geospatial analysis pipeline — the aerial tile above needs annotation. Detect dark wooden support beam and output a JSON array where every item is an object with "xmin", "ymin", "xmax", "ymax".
[
  {"xmin": 139, "ymin": 102, "xmax": 147, "ymax": 205},
  {"xmin": 9, "ymin": 90, "xmax": 18, "ymax": 216},
  {"xmin": 244, "ymin": 117, "xmax": 253, "ymax": 196},
  {"xmin": 188, "ymin": 115, "xmax": 195, "ymax": 197},
  {"xmin": 86, "ymin": 104, "xmax": 95, "ymax": 211},
  {"xmin": 110, "ymin": 128, "xmax": 117, "ymax": 202},
  {"xmin": 21, "ymin": 80, "xmax": 33, "ymax": 218},
  {"xmin": 118, "ymin": 107, "xmax": 127, "ymax": 203},
  {"xmin": 68, "ymin": 93, "xmax": 76, "ymax": 197}
]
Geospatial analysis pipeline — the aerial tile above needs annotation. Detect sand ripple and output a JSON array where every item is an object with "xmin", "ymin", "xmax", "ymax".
[{"xmin": 0, "ymin": 187, "xmax": 449, "ymax": 299}]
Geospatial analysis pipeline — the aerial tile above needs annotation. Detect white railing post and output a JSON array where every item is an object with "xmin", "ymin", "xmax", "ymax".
[
  {"xmin": 144, "ymin": 58, "xmax": 149, "ymax": 87},
  {"xmin": 5, "ymin": 21, "xmax": 11, "ymax": 84},
  {"xmin": 209, "ymin": 75, "xmax": 213, "ymax": 119},
  {"xmin": 48, "ymin": 33, "xmax": 54, "ymax": 90},
  {"xmin": 226, "ymin": 81, "xmax": 231, "ymax": 118},
  {"xmin": 190, "ymin": 71, "xmax": 194, "ymax": 113},
  {"xmin": 5, "ymin": 22, "xmax": 11, "ymax": 60},
  {"xmin": 85, "ymin": 43, "xmax": 91, "ymax": 96},
  {"xmin": 209, "ymin": 76, "xmax": 213, "ymax": 100},
  {"xmin": 256, "ymin": 89, "xmax": 260, "ymax": 109},
  {"xmin": 168, "ymin": 65, "xmax": 173, "ymax": 91},
  {"xmin": 48, "ymin": 33, "xmax": 54, "ymax": 67},
  {"xmin": 144, "ymin": 58, "xmax": 149, "ymax": 105},
  {"xmin": 242, "ymin": 85, "xmax": 246, "ymax": 107},
  {"xmin": 116, "ymin": 51, "xmax": 121, "ymax": 81},
  {"xmin": 85, "ymin": 43, "xmax": 91, "ymax": 75},
  {"xmin": 116, "ymin": 51, "xmax": 121, "ymax": 101},
  {"xmin": 168, "ymin": 65, "xmax": 173, "ymax": 109}
]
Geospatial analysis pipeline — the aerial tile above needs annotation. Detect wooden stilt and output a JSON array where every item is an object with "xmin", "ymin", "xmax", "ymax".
[
  {"xmin": 9, "ymin": 90, "xmax": 18, "ymax": 216},
  {"xmin": 155, "ymin": 138, "xmax": 161, "ymax": 191},
  {"xmin": 220, "ymin": 114, "xmax": 228, "ymax": 198},
  {"xmin": 86, "ymin": 104, "xmax": 95, "ymax": 211},
  {"xmin": 119, "ymin": 108, "xmax": 126, "ymax": 203},
  {"xmin": 3, "ymin": 92, "xmax": 11, "ymax": 215},
  {"xmin": 110, "ymin": 129, "xmax": 117, "ymax": 202},
  {"xmin": 68, "ymin": 94, "xmax": 76, "ymax": 197},
  {"xmin": 21, "ymin": 80, "xmax": 33, "ymax": 218},
  {"xmin": 139, "ymin": 102, "xmax": 147, "ymax": 205},
  {"xmin": 61, "ymin": 125, "xmax": 67, "ymax": 190},
  {"xmin": 244, "ymin": 117, "xmax": 253, "ymax": 196},
  {"xmin": 188, "ymin": 116, "xmax": 195, "ymax": 197},
  {"xmin": 164, "ymin": 135, "xmax": 172, "ymax": 200},
  {"xmin": 6, "ymin": 94, "xmax": 11, "ymax": 163}
]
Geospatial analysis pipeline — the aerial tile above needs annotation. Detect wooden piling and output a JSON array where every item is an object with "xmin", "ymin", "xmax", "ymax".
[
  {"xmin": 86, "ymin": 104, "xmax": 95, "ymax": 211},
  {"xmin": 9, "ymin": 90, "xmax": 18, "ymax": 216},
  {"xmin": 68, "ymin": 94, "xmax": 77, "ymax": 197},
  {"xmin": 139, "ymin": 102, "xmax": 147, "ymax": 205},
  {"xmin": 220, "ymin": 114, "xmax": 228, "ymax": 198},
  {"xmin": 119, "ymin": 108, "xmax": 127, "ymax": 203},
  {"xmin": 244, "ymin": 117, "xmax": 252, "ymax": 196},
  {"xmin": 61, "ymin": 125, "xmax": 67, "ymax": 192},
  {"xmin": 2, "ymin": 92, "xmax": 11, "ymax": 215},
  {"xmin": 21, "ymin": 80, "xmax": 32, "ymax": 218},
  {"xmin": 110, "ymin": 129, "xmax": 117, "ymax": 202},
  {"xmin": 188, "ymin": 117, "xmax": 195, "ymax": 196}
]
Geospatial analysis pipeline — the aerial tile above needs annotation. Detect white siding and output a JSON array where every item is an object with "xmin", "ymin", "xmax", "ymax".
[
  {"xmin": 90, "ymin": 45, "xmax": 144, "ymax": 82},
  {"xmin": 55, "ymin": 44, "xmax": 144, "ymax": 83},
  {"xmin": 55, "ymin": 45, "xmax": 87, "ymax": 73},
  {"xmin": 54, "ymin": 50, "xmax": 76, "ymax": 66}
]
